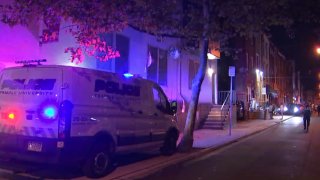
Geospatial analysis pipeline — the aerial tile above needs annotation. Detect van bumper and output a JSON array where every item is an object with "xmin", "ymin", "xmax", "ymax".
[{"xmin": 0, "ymin": 133, "xmax": 93, "ymax": 164}]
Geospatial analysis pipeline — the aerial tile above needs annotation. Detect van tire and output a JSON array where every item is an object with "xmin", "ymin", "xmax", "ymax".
[
  {"xmin": 82, "ymin": 142, "xmax": 113, "ymax": 178},
  {"xmin": 160, "ymin": 129, "xmax": 178, "ymax": 156}
]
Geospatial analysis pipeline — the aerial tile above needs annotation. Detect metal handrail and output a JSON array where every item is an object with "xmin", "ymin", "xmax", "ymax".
[
  {"xmin": 221, "ymin": 92, "xmax": 230, "ymax": 110},
  {"xmin": 220, "ymin": 92, "xmax": 230, "ymax": 122}
]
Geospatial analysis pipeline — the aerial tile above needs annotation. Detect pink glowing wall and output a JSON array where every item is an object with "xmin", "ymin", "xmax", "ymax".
[
  {"xmin": 0, "ymin": 23, "xmax": 41, "ymax": 67},
  {"xmin": 0, "ymin": 21, "xmax": 77, "ymax": 68}
]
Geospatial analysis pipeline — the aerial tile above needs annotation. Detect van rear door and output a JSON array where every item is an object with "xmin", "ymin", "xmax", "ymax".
[{"xmin": 0, "ymin": 66, "xmax": 62, "ymax": 140}]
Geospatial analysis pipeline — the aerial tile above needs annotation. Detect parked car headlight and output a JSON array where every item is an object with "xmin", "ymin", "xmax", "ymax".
[
  {"xmin": 284, "ymin": 106, "xmax": 288, "ymax": 111},
  {"xmin": 294, "ymin": 107, "xmax": 299, "ymax": 113}
]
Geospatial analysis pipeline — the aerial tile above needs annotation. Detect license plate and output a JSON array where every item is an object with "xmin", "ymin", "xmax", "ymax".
[{"xmin": 27, "ymin": 142, "xmax": 42, "ymax": 152}]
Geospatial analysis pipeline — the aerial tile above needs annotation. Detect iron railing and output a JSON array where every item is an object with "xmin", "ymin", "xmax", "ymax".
[{"xmin": 220, "ymin": 92, "xmax": 230, "ymax": 122}]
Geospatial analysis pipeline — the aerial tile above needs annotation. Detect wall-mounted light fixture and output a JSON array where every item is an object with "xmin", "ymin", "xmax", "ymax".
[
  {"xmin": 207, "ymin": 67, "xmax": 214, "ymax": 76},
  {"xmin": 207, "ymin": 53, "xmax": 219, "ymax": 60}
]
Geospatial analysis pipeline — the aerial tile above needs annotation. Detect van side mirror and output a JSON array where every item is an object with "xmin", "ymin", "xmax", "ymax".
[{"xmin": 170, "ymin": 101, "xmax": 177, "ymax": 114}]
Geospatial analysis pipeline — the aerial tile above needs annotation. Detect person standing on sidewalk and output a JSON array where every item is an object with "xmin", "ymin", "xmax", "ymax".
[
  {"xmin": 269, "ymin": 104, "xmax": 274, "ymax": 119},
  {"xmin": 303, "ymin": 104, "xmax": 312, "ymax": 132},
  {"xmin": 280, "ymin": 103, "xmax": 284, "ymax": 120}
]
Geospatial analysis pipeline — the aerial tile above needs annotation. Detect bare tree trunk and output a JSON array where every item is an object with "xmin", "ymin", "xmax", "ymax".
[{"xmin": 178, "ymin": 0, "xmax": 209, "ymax": 152}]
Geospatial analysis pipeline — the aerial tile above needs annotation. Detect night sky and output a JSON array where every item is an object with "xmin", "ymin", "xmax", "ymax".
[{"xmin": 270, "ymin": 24, "xmax": 319, "ymax": 90}]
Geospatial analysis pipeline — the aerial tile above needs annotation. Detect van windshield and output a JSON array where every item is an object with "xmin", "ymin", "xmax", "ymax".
[{"xmin": 152, "ymin": 85, "xmax": 170, "ymax": 113}]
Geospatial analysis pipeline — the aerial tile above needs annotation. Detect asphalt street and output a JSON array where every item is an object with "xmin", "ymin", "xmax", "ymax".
[
  {"xmin": 0, "ymin": 115, "xmax": 311, "ymax": 180},
  {"xmin": 143, "ymin": 115, "xmax": 320, "ymax": 180}
]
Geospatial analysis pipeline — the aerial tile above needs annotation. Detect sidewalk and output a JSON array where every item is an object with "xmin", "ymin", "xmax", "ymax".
[
  {"xmin": 93, "ymin": 115, "xmax": 293, "ymax": 180},
  {"xmin": 192, "ymin": 115, "xmax": 291, "ymax": 149}
]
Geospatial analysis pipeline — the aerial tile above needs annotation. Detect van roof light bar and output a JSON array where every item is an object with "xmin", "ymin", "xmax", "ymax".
[{"xmin": 15, "ymin": 59, "xmax": 47, "ymax": 66}]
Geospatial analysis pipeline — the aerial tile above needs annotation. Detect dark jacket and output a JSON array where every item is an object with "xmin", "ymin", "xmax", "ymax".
[{"xmin": 303, "ymin": 106, "xmax": 311, "ymax": 119}]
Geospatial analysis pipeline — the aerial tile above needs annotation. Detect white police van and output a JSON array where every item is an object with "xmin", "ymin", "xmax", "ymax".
[{"xmin": 0, "ymin": 60, "xmax": 178, "ymax": 178}]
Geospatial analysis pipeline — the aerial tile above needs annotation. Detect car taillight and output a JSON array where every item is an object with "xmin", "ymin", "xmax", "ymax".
[
  {"xmin": 8, "ymin": 113, "xmax": 15, "ymax": 120},
  {"xmin": 1, "ymin": 111, "xmax": 17, "ymax": 121}
]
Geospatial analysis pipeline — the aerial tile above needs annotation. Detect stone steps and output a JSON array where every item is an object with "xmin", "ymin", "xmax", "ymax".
[{"xmin": 202, "ymin": 105, "xmax": 229, "ymax": 130}]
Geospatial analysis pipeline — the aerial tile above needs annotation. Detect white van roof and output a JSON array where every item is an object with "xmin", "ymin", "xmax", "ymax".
[{"xmin": 2, "ymin": 64, "xmax": 155, "ymax": 85}]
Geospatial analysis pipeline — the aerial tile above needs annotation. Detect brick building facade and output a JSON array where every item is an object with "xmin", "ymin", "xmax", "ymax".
[{"xmin": 234, "ymin": 33, "xmax": 296, "ymax": 117}]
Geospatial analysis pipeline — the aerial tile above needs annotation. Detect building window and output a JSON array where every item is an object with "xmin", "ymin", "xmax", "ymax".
[
  {"xmin": 251, "ymin": 56, "xmax": 253, "ymax": 70},
  {"xmin": 115, "ymin": 34, "xmax": 129, "ymax": 74},
  {"xmin": 97, "ymin": 33, "xmax": 113, "ymax": 71},
  {"xmin": 147, "ymin": 45, "xmax": 168, "ymax": 86},
  {"xmin": 96, "ymin": 33, "xmax": 129, "ymax": 74},
  {"xmin": 188, "ymin": 60, "xmax": 199, "ymax": 89},
  {"xmin": 256, "ymin": 54, "xmax": 260, "ymax": 69},
  {"xmin": 246, "ymin": 53, "xmax": 249, "ymax": 70},
  {"xmin": 262, "ymin": 42, "xmax": 264, "ymax": 58}
]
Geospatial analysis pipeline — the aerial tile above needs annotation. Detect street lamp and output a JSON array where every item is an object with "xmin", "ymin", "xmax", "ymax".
[
  {"xmin": 256, "ymin": 69, "xmax": 261, "ymax": 82},
  {"xmin": 256, "ymin": 69, "xmax": 265, "ymax": 107},
  {"xmin": 207, "ymin": 67, "xmax": 214, "ymax": 76},
  {"xmin": 255, "ymin": 69, "xmax": 264, "ymax": 107},
  {"xmin": 316, "ymin": 47, "xmax": 320, "ymax": 55}
]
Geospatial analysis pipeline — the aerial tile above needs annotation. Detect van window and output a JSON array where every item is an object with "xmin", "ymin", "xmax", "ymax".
[
  {"xmin": 1, "ymin": 79, "xmax": 56, "ymax": 90},
  {"xmin": 152, "ymin": 86, "xmax": 169, "ymax": 113}
]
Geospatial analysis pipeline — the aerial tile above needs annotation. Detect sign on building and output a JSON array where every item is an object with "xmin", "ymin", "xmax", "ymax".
[
  {"xmin": 262, "ymin": 87, "xmax": 266, "ymax": 95},
  {"xmin": 229, "ymin": 66, "xmax": 235, "ymax": 77}
]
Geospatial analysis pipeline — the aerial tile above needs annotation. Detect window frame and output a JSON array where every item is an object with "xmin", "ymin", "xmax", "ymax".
[
  {"xmin": 147, "ymin": 45, "xmax": 168, "ymax": 86},
  {"xmin": 96, "ymin": 33, "xmax": 130, "ymax": 74}
]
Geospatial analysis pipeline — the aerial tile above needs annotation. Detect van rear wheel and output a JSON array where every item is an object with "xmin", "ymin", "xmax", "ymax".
[
  {"xmin": 160, "ymin": 130, "xmax": 178, "ymax": 156},
  {"xmin": 82, "ymin": 143, "xmax": 113, "ymax": 178}
]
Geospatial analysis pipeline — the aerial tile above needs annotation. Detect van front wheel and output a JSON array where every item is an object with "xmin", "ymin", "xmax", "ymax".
[
  {"xmin": 160, "ymin": 130, "xmax": 178, "ymax": 156},
  {"xmin": 82, "ymin": 143, "xmax": 113, "ymax": 178}
]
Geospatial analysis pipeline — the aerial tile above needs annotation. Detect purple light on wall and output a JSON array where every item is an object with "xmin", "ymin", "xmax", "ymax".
[{"xmin": 0, "ymin": 23, "xmax": 40, "ymax": 65}]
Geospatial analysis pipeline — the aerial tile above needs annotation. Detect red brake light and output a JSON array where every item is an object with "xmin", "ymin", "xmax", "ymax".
[
  {"xmin": 1, "ymin": 111, "xmax": 17, "ymax": 122},
  {"xmin": 8, "ymin": 113, "xmax": 15, "ymax": 120}
]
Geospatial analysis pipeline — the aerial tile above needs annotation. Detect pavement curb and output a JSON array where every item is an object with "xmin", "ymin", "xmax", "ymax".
[{"xmin": 108, "ymin": 116, "xmax": 294, "ymax": 180}]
